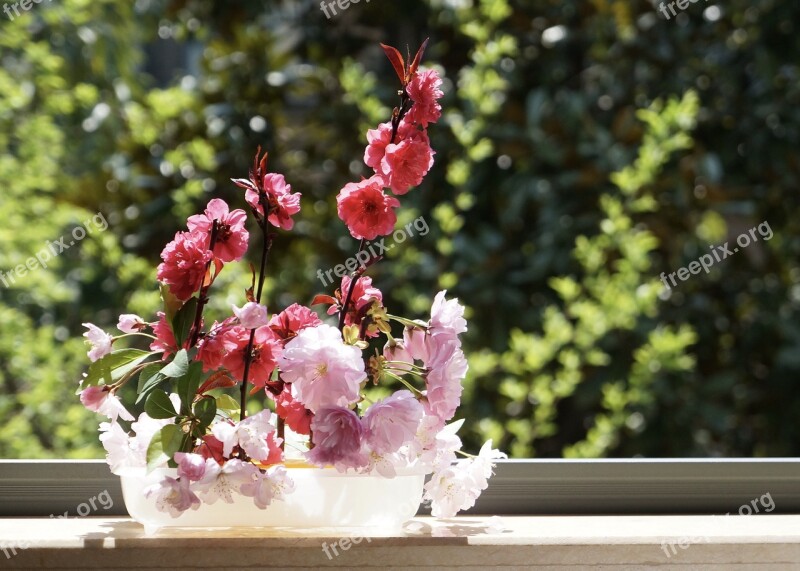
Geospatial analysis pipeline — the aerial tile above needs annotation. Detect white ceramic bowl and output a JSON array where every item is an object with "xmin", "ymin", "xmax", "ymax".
[{"xmin": 120, "ymin": 464, "xmax": 426, "ymax": 534}]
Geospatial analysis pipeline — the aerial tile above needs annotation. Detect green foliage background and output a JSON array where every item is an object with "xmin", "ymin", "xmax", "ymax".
[{"xmin": 1, "ymin": 0, "xmax": 798, "ymax": 458}]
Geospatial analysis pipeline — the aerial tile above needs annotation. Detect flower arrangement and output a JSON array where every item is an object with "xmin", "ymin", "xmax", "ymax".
[{"xmin": 78, "ymin": 39, "xmax": 505, "ymax": 520}]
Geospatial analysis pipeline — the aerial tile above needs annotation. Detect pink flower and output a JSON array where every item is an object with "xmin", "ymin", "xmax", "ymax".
[
  {"xmin": 379, "ymin": 129, "xmax": 435, "ymax": 195},
  {"xmin": 363, "ymin": 390, "xmax": 423, "ymax": 454},
  {"xmin": 144, "ymin": 476, "xmax": 201, "ymax": 518},
  {"xmin": 274, "ymin": 388, "xmax": 313, "ymax": 435},
  {"xmin": 328, "ymin": 275, "xmax": 384, "ymax": 332},
  {"xmin": 192, "ymin": 459, "xmax": 257, "ymax": 505},
  {"xmin": 187, "ymin": 198, "xmax": 249, "ymax": 263},
  {"xmin": 117, "ymin": 314, "xmax": 145, "ymax": 334},
  {"xmin": 241, "ymin": 173, "xmax": 301, "ymax": 231},
  {"xmin": 268, "ymin": 303, "xmax": 322, "ymax": 342},
  {"xmin": 237, "ymin": 410, "xmax": 283, "ymax": 464},
  {"xmin": 79, "ymin": 386, "xmax": 134, "ymax": 422},
  {"xmin": 306, "ymin": 407, "xmax": 367, "ymax": 470},
  {"xmin": 406, "ymin": 69, "xmax": 444, "ymax": 127},
  {"xmin": 240, "ymin": 465, "xmax": 295, "ymax": 509},
  {"xmin": 364, "ymin": 122, "xmax": 394, "ymax": 172},
  {"xmin": 82, "ymin": 323, "xmax": 113, "ymax": 362},
  {"xmin": 423, "ymin": 339, "xmax": 467, "ymax": 423},
  {"xmin": 430, "ymin": 290, "xmax": 467, "ymax": 341},
  {"xmin": 403, "ymin": 326, "xmax": 430, "ymax": 363},
  {"xmin": 278, "ymin": 324, "xmax": 366, "ymax": 413},
  {"xmin": 232, "ymin": 302, "xmax": 269, "ymax": 329},
  {"xmin": 157, "ymin": 231, "xmax": 213, "ymax": 301},
  {"xmin": 196, "ymin": 318, "xmax": 235, "ymax": 372},
  {"xmin": 336, "ymin": 176, "xmax": 400, "ymax": 240},
  {"xmin": 174, "ymin": 452, "xmax": 210, "ymax": 481},
  {"xmin": 219, "ymin": 325, "xmax": 283, "ymax": 388},
  {"xmin": 150, "ymin": 312, "xmax": 178, "ymax": 358}
]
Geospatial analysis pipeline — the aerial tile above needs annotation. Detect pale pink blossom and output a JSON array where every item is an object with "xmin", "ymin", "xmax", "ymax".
[
  {"xmin": 80, "ymin": 386, "xmax": 134, "ymax": 422},
  {"xmin": 406, "ymin": 69, "xmax": 444, "ymax": 127},
  {"xmin": 187, "ymin": 198, "xmax": 249, "ymax": 262},
  {"xmin": 174, "ymin": 452, "xmax": 210, "ymax": 481},
  {"xmin": 379, "ymin": 129, "xmax": 435, "ymax": 195},
  {"xmin": 423, "ymin": 339, "xmax": 467, "ymax": 423},
  {"xmin": 268, "ymin": 303, "xmax": 322, "ymax": 342},
  {"xmin": 193, "ymin": 459, "xmax": 258, "ymax": 505},
  {"xmin": 363, "ymin": 390, "xmax": 423, "ymax": 455},
  {"xmin": 306, "ymin": 407, "xmax": 367, "ymax": 471},
  {"xmin": 144, "ymin": 476, "xmax": 201, "ymax": 517},
  {"xmin": 336, "ymin": 176, "xmax": 400, "ymax": 240},
  {"xmin": 240, "ymin": 173, "xmax": 301, "ymax": 231},
  {"xmin": 99, "ymin": 421, "xmax": 137, "ymax": 475},
  {"xmin": 429, "ymin": 290, "xmax": 467, "ymax": 341},
  {"xmin": 232, "ymin": 302, "xmax": 269, "ymax": 329},
  {"xmin": 279, "ymin": 324, "xmax": 366, "ymax": 413},
  {"xmin": 403, "ymin": 326, "xmax": 430, "ymax": 363},
  {"xmin": 382, "ymin": 339, "xmax": 416, "ymax": 373},
  {"xmin": 117, "ymin": 314, "xmax": 145, "ymax": 334},
  {"xmin": 156, "ymin": 231, "xmax": 213, "ymax": 301},
  {"xmin": 240, "ymin": 465, "xmax": 295, "ymax": 509},
  {"xmin": 82, "ymin": 323, "xmax": 112, "ymax": 362},
  {"xmin": 236, "ymin": 410, "xmax": 283, "ymax": 464}
]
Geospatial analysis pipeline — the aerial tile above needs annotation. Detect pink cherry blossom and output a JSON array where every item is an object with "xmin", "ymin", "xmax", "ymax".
[
  {"xmin": 99, "ymin": 421, "xmax": 137, "ymax": 475},
  {"xmin": 306, "ymin": 407, "xmax": 368, "ymax": 471},
  {"xmin": 403, "ymin": 326, "xmax": 430, "ymax": 363},
  {"xmin": 364, "ymin": 120, "xmax": 416, "ymax": 173},
  {"xmin": 117, "ymin": 314, "xmax": 145, "ymax": 334},
  {"xmin": 274, "ymin": 388, "xmax": 313, "ymax": 435},
  {"xmin": 268, "ymin": 303, "xmax": 322, "ymax": 342},
  {"xmin": 240, "ymin": 465, "xmax": 295, "ymax": 509},
  {"xmin": 144, "ymin": 476, "xmax": 201, "ymax": 518},
  {"xmin": 157, "ymin": 230, "xmax": 213, "ymax": 301},
  {"xmin": 379, "ymin": 129, "xmax": 435, "ymax": 195},
  {"xmin": 232, "ymin": 302, "xmax": 269, "ymax": 329},
  {"xmin": 236, "ymin": 410, "xmax": 283, "ymax": 464},
  {"xmin": 149, "ymin": 311, "xmax": 178, "ymax": 358},
  {"xmin": 187, "ymin": 198, "xmax": 249, "ymax": 263},
  {"xmin": 278, "ymin": 324, "xmax": 366, "ymax": 413},
  {"xmin": 363, "ymin": 390, "xmax": 423, "ymax": 454},
  {"xmin": 219, "ymin": 325, "xmax": 283, "ymax": 387},
  {"xmin": 240, "ymin": 173, "xmax": 301, "ymax": 231},
  {"xmin": 336, "ymin": 175, "xmax": 400, "ymax": 240},
  {"xmin": 82, "ymin": 323, "xmax": 112, "ymax": 362},
  {"xmin": 423, "ymin": 339, "xmax": 467, "ymax": 423},
  {"xmin": 429, "ymin": 290, "xmax": 467, "ymax": 340},
  {"xmin": 382, "ymin": 339, "xmax": 416, "ymax": 373},
  {"xmin": 79, "ymin": 385, "xmax": 134, "ymax": 422},
  {"xmin": 174, "ymin": 452, "xmax": 210, "ymax": 481},
  {"xmin": 406, "ymin": 69, "xmax": 444, "ymax": 127},
  {"xmin": 193, "ymin": 459, "xmax": 257, "ymax": 505}
]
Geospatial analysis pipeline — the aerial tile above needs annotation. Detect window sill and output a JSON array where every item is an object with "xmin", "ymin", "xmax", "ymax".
[{"xmin": 1, "ymin": 515, "xmax": 799, "ymax": 569}]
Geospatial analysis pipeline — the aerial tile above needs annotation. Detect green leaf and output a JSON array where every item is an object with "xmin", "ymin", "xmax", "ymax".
[
  {"xmin": 136, "ymin": 363, "xmax": 166, "ymax": 404},
  {"xmin": 159, "ymin": 349, "xmax": 189, "ymax": 378},
  {"xmin": 215, "ymin": 394, "xmax": 240, "ymax": 413},
  {"xmin": 160, "ymin": 283, "xmax": 184, "ymax": 326},
  {"xmin": 171, "ymin": 297, "xmax": 198, "ymax": 347},
  {"xmin": 146, "ymin": 424, "xmax": 182, "ymax": 472},
  {"xmin": 145, "ymin": 389, "xmax": 177, "ymax": 419},
  {"xmin": 84, "ymin": 349, "xmax": 153, "ymax": 387},
  {"xmin": 194, "ymin": 396, "xmax": 217, "ymax": 431},
  {"xmin": 176, "ymin": 361, "xmax": 205, "ymax": 415}
]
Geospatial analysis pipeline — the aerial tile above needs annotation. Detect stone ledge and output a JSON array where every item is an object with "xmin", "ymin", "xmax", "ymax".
[{"xmin": 1, "ymin": 515, "xmax": 799, "ymax": 569}]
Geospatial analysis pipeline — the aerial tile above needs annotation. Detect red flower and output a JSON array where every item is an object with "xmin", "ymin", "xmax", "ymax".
[
  {"xmin": 274, "ymin": 388, "xmax": 313, "ymax": 436},
  {"xmin": 336, "ymin": 175, "xmax": 400, "ymax": 240},
  {"xmin": 150, "ymin": 311, "xmax": 178, "ymax": 358},
  {"xmin": 187, "ymin": 198, "xmax": 249, "ymax": 263},
  {"xmin": 268, "ymin": 303, "xmax": 322, "ymax": 342},
  {"xmin": 406, "ymin": 69, "xmax": 443, "ymax": 127},
  {"xmin": 327, "ymin": 275, "xmax": 384, "ymax": 336},
  {"xmin": 157, "ymin": 231, "xmax": 213, "ymax": 301},
  {"xmin": 379, "ymin": 129, "xmax": 435, "ymax": 195},
  {"xmin": 196, "ymin": 318, "xmax": 236, "ymax": 372},
  {"xmin": 219, "ymin": 325, "xmax": 283, "ymax": 388}
]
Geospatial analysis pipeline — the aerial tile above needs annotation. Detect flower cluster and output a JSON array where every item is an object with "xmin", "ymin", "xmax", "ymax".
[{"xmin": 78, "ymin": 39, "xmax": 503, "ymax": 520}]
